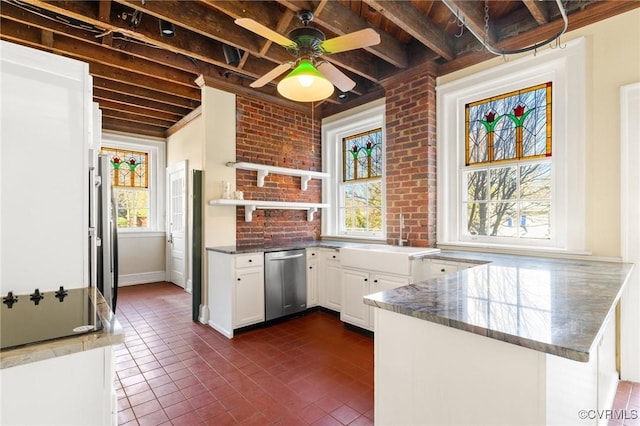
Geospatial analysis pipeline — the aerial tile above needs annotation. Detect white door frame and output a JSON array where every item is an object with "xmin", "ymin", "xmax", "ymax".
[
  {"xmin": 166, "ymin": 160, "xmax": 188, "ymax": 291},
  {"xmin": 620, "ymin": 82, "xmax": 640, "ymax": 382}
]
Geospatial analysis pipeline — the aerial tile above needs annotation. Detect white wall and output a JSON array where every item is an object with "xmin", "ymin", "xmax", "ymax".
[{"xmin": 437, "ymin": 9, "xmax": 640, "ymax": 258}]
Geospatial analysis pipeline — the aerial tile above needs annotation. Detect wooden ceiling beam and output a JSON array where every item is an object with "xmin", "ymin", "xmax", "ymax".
[
  {"xmin": 101, "ymin": 117, "xmax": 167, "ymax": 138},
  {"xmin": 92, "ymin": 76, "xmax": 198, "ymax": 110},
  {"xmin": 95, "ymin": 99, "xmax": 183, "ymax": 122},
  {"xmin": 522, "ymin": 0, "xmax": 549, "ymax": 25},
  {"xmin": 101, "ymin": 109, "xmax": 176, "ymax": 128},
  {"xmin": 363, "ymin": 0, "xmax": 455, "ymax": 61},
  {"xmin": 93, "ymin": 88, "xmax": 193, "ymax": 116}
]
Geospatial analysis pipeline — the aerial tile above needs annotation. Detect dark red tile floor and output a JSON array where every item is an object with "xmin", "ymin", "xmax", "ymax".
[
  {"xmin": 114, "ymin": 282, "xmax": 374, "ymax": 426},
  {"xmin": 610, "ymin": 381, "xmax": 640, "ymax": 426}
]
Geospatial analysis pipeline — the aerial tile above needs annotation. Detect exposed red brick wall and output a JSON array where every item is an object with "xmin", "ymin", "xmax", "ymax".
[
  {"xmin": 384, "ymin": 71, "xmax": 437, "ymax": 247},
  {"xmin": 235, "ymin": 97, "xmax": 322, "ymax": 247}
]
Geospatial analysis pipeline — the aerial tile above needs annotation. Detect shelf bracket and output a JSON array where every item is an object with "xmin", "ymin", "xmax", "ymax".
[
  {"xmin": 257, "ymin": 169, "xmax": 268, "ymax": 187},
  {"xmin": 307, "ymin": 207, "xmax": 318, "ymax": 221},
  {"xmin": 301, "ymin": 175, "xmax": 311, "ymax": 191},
  {"xmin": 245, "ymin": 205, "xmax": 256, "ymax": 222}
]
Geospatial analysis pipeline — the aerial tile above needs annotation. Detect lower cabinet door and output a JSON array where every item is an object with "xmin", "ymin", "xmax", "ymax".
[
  {"xmin": 341, "ymin": 269, "xmax": 370, "ymax": 329},
  {"xmin": 307, "ymin": 260, "xmax": 319, "ymax": 307},
  {"xmin": 234, "ymin": 267, "xmax": 265, "ymax": 328}
]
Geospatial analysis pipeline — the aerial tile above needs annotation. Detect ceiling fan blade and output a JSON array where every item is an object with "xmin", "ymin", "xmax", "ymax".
[
  {"xmin": 317, "ymin": 62, "xmax": 356, "ymax": 93},
  {"xmin": 250, "ymin": 63, "xmax": 293, "ymax": 88},
  {"xmin": 235, "ymin": 18, "xmax": 297, "ymax": 48},
  {"xmin": 320, "ymin": 28, "xmax": 381, "ymax": 54}
]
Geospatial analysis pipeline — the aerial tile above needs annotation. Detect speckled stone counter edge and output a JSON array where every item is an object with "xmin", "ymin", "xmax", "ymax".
[{"xmin": 0, "ymin": 289, "xmax": 125, "ymax": 369}]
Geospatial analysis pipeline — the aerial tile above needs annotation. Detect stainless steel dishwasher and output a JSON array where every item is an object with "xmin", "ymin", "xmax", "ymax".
[{"xmin": 264, "ymin": 249, "xmax": 307, "ymax": 321}]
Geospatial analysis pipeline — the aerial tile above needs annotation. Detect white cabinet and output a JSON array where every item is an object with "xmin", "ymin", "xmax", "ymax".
[
  {"xmin": 342, "ymin": 269, "xmax": 371, "ymax": 328},
  {"xmin": 0, "ymin": 347, "xmax": 115, "ymax": 426},
  {"xmin": 342, "ymin": 269, "xmax": 409, "ymax": 331},
  {"xmin": 318, "ymin": 249, "xmax": 342, "ymax": 311},
  {"xmin": 208, "ymin": 251, "xmax": 264, "ymax": 338},
  {"xmin": 306, "ymin": 249, "xmax": 319, "ymax": 307},
  {"xmin": 234, "ymin": 261, "xmax": 265, "ymax": 328}
]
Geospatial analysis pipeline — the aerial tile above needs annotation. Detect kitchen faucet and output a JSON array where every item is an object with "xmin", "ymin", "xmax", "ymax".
[{"xmin": 399, "ymin": 213, "xmax": 408, "ymax": 246}]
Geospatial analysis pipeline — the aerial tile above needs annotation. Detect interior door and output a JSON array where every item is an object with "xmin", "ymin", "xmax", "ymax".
[{"xmin": 167, "ymin": 160, "xmax": 187, "ymax": 289}]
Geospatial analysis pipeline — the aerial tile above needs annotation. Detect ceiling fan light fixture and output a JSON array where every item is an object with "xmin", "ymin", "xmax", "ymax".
[{"xmin": 277, "ymin": 60, "xmax": 334, "ymax": 102}]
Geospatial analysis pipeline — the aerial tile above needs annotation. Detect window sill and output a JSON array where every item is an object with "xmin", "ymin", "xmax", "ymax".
[
  {"xmin": 117, "ymin": 231, "xmax": 166, "ymax": 239},
  {"xmin": 435, "ymin": 242, "xmax": 625, "ymax": 262},
  {"xmin": 320, "ymin": 235, "xmax": 386, "ymax": 244}
]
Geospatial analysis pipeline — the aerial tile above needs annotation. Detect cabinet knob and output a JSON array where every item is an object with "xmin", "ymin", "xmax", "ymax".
[
  {"xmin": 237, "ymin": 278, "xmax": 241, "ymax": 281},
  {"xmin": 441, "ymin": 268, "xmax": 445, "ymax": 272},
  {"xmin": 332, "ymin": 255, "xmax": 336, "ymax": 259},
  {"xmin": 309, "ymin": 266, "xmax": 313, "ymax": 270},
  {"xmin": 364, "ymin": 278, "xmax": 368, "ymax": 282},
  {"xmin": 248, "ymin": 259, "xmax": 253, "ymax": 263},
  {"xmin": 312, "ymin": 253, "xmax": 315, "ymax": 256},
  {"xmin": 373, "ymin": 279, "xmax": 378, "ymax": 283}
]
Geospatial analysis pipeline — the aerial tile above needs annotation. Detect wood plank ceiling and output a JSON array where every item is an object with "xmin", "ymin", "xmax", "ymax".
[{"xmin": 1, "ymin": 0, "xmax": 637, "ymax": 138}]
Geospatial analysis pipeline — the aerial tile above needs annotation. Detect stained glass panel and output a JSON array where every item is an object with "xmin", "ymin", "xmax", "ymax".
[
  {"xmin": 465, "ymin": 82, "xmax": 552, "ymax": 166},
  {"xmin": 343, "ymin": 128, "xmax": 382, "ymax": 182},
  {"xmin": 101, "ymin": 147, "xmax": 149, "ymax": 188}
]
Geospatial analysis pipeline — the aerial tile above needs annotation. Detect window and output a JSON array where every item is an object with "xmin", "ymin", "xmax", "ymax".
[
  {"xmin": 322, "ymin": 100, "xmax": 385, "ymax": 239},
  {"xmin": 101, "ymin": 147, "xmax": 150, "ymax": 229},
  {"xmin": 101, "ymin": 133, "xmax": 165, "ymax": 234},
  {"xmin": 463, "ymin": 83, "xmax": 552, "ymax": 241},
  {"xmin": 437, "ymin": 38, "xmax": 586, "ymax": 252},
  {"xmin": 342, "ymin": 129, "xmax": 383, "ymax": 233}
]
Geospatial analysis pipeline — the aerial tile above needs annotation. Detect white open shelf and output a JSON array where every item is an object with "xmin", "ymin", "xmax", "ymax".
[
  {"xmin": 227, "ymin": 162, "xmax": 329, "ymax": 190},
  {"xmin": 208, "ymin": 199, "xmax": 329, "ymax": 222}
]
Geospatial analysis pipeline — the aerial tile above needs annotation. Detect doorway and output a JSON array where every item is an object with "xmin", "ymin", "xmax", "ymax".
[{"xmin": 166, "ymin": 160, "xmax": 188, "ymax": 290}]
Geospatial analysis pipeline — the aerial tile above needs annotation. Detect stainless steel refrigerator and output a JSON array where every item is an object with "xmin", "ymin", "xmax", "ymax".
[{"xmin": 90, "ymin": 153, "xmax": 119, "ymax": 313}]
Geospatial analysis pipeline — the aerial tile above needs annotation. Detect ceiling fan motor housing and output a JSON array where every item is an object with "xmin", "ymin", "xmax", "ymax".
[{"xmin": 287, "ymin": 26, "xmax": 326, "ymax": 57}]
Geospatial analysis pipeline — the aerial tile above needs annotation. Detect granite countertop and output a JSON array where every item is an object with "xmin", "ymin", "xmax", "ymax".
[
  {"xmin": 364, "ymin": 251, "xmax": 634, "ymax": 362},
  {"xmin": 0, "ymin": 289, "xmax": 125, "ymax": 369}
]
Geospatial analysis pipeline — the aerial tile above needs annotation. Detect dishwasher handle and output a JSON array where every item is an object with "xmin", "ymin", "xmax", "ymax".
[{"xmin": 268, "ymin": 253, "xmax": 304, "ymax": 261}]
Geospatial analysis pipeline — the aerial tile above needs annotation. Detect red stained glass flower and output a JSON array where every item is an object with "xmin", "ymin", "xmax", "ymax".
[
  {"xmin": 514, "ymin": 105, "xmax": 526, "ymax": 117},
  {"xmin": 366, "ymin": 141, "xmax": 372, "ymax": 150},
  {"xmin": 485, "ymin": 111, "xmax": 496, "ymax": 123},
  {"xmin": 129, "ymin": 158, "xmax": 137, "ymax": 165},
  {"xmin": 113, "ymin": 156, "xmax": 120, "ymax": 164},
  {"xmin": 352, "ymin": 145, "xmax": 358, "ymax": 153}
]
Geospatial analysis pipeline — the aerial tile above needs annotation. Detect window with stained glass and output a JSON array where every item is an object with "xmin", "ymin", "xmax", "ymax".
[
  {"xmin": 101, "ymin": 147, "xmax": 150, "ymax": 229},
  {"xmin": 341, "ymin": 128, "xmax": 383, "ymax": 234},
  {"xmin": 343, "ymin": 128, "xmax": 382, "ymax": 181},
  {"xmin": 465, "ymin": 82, "xmax": 552, "ymax": 165},
  {"xmin": 462, "ymin": 83, "xmax": 552, "ymax": 241}
]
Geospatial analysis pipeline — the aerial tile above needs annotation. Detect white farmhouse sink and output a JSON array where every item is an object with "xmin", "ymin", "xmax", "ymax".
[{"xmin": 341, "ymin": 245, "xmax": 440, "ymax": 276}]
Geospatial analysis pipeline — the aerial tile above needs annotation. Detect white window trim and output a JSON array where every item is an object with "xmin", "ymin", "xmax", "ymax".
[
  {"xmin": 321, "ymin": 99, "xmax": 386, "ymax": 240},
  {"xmin": 101, "ymin": 132, "xmax": 166, "ymax": 234},
  {"xmin": 436, "ymin": 37, "xmax": 587, "ymax": 255}
]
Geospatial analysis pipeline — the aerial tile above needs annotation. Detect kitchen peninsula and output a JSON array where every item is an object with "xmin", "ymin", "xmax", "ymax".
[{"xmin": 365, "ymin": 251, "xmax": 633, "ymax": 426}]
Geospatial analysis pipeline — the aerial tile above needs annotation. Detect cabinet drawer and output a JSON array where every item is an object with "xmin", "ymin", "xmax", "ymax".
[
  {"xmin": 234, "ymin": 253, "xmax": 264, "ymax": 269},
  {"xmin": 323, "ymin": 251, "xmax": 340, "ymax": 262}
]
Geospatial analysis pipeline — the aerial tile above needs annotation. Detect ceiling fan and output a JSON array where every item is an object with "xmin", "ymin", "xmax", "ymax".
[{"xmin": 235, "ymin": 10, "xmax": 381, "ymax": 102}]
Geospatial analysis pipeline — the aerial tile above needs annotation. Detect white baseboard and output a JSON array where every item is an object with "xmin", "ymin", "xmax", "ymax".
[
  {"xmin": 118, "ymin": 271, "xmax": 166, "ymax": 287},
  {"xmin": 199, "ymin": 305, "xmax": 210, "ymax": 325}
]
